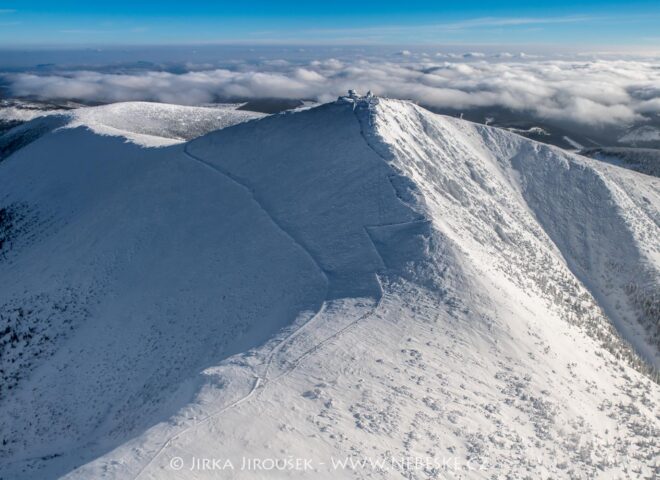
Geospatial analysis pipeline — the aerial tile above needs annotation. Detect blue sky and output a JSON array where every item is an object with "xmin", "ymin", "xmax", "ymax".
[{"xmin": 0, "ymin": 1, "xmax": 659, "ymax": 48}]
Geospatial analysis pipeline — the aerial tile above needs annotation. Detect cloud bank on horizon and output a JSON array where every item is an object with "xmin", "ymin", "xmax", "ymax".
[{"xmin": 3, "ymin": 53, "xmax": 660, "ymax": 128}]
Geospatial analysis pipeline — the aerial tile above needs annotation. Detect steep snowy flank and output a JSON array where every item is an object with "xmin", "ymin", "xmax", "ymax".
[
  {"xmin": 0, "ymin": 97, "xmax": 658, "ymax": 480},
  {"xmin": 364, "ymin": 98, "xmax": 659, "ymax": 368}
]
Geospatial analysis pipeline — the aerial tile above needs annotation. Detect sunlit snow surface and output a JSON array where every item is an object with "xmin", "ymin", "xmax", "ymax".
[
  {"xmin": 0, "ymin": 101, "xmax": 264, "ymax": 149},
  {"xmin": 0, "ymin": 97, "xmax": 658, "ymax": 480},
  {"xmin": 68, "ymin": 102, "xmax": 264, "ymax": 146}
]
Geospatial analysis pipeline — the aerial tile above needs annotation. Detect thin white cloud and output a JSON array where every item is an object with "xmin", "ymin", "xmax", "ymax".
[
  {"xmin": 59, "ymin": 30, "xmax": 112, "ymax": 35},
  {"xmin": 289, "ymin": 15, "xmax": 601, "ymax": 38},
  {"xmin": 4, "ymin": 57, "xmax": 660, "ymax": 127},
  {"xmin": 440, "ymin": 15, "xmax": 597, "ymax": 29}
]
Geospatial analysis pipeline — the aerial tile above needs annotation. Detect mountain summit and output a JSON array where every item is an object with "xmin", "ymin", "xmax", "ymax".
[{"xmin": 1, "ymin": 96, "xmax": 658, "ymax": 479}]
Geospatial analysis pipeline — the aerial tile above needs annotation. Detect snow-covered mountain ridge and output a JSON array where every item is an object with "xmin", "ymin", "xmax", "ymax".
[
  {"xmin": 0, "ymin": 96, "xmax": 658, "ymax": 479},
  {"xmin": 360, "ymin": 98, "xmax": 659, "ymax": 367},
  {"xmin": 0, "ymin": 101, "xmax": 264, "ymax": 161}
]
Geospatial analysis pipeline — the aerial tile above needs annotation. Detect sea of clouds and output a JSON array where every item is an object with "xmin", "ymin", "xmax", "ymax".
[{"xmin": 2, "ymin": 51, "xmax": 659, "ymax": 127}]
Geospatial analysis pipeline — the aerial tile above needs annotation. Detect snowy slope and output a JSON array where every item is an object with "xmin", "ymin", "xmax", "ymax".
[
  {"xmin": 0, "ymin": 101, "xmax": 264, "ymax": 159},
  {"xmin": 0, "ymin": 96, "xmax": 658, "ymax": 480},
  {"xmin": 68, "ymin": 102, "xmax": 264, "ymax": 146},
  {"xmin": 366, "ymin": 99, "xmax": 659, "ymax": 366},
  {"xmin": 580, "ymin": 147, "xmax": 660, "ymax": 177}
]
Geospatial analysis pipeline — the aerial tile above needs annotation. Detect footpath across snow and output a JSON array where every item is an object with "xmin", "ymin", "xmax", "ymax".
[{"xmin": 0, "ymin": 95, "xmax": 657, "ymax": 479}]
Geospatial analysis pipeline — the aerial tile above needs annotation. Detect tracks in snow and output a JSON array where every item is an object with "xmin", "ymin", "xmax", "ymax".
[
  {"xmin": 132, "ymin": 144, "xmax": 331, "ymax": 479},
  {"xmin": 271, "ymin": 277, "xmax": 383, "ymax": 384},
  {"xmin": 134, "ymin": 124, "xmax": 417, "ymax": 477}
]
